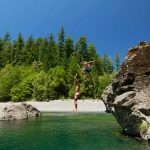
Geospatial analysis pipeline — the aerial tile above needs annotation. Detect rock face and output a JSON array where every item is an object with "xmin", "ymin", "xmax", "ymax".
[
  {"xmin": 0, "ymin": 103, "xmax": 40, "ymax": 121},
  {"xmin": 102, "ymin": 42, "xmax": 150, "ymax": 141}
]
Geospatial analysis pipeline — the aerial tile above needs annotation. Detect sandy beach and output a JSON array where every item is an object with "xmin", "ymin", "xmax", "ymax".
[{"xmin": 0, "ymin": 100, "xmax": 106, "ymax": 112}]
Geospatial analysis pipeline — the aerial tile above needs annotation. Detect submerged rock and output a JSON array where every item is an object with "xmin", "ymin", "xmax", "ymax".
[
  {"xmin": 0, "ymin": 103, "xmax": 40, "ymax": 121},
  {"xmin": 101, "ymin": 42, "xmax": 150, "ymax": 141}
]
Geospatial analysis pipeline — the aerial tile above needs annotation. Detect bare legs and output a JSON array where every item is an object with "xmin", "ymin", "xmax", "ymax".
[
  {"xmin": 74, "ymin": 80, "xmax": 80, "ymax": 112},
  {"xmin": 74, "ymin": 95, "xmax": 78, "ymax": 111}
]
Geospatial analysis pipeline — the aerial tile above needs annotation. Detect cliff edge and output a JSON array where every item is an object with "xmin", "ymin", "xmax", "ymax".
[{"xmin": 102, "ymin": 42, "xmax": 150, "ymax": 141}]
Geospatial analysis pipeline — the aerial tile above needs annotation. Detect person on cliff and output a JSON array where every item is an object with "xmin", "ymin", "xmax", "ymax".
[
  {"xmin": 74, "ymin": 74, "xmax": 80, "ymax": 112},
  {"xmin": 81, "ymin": 60, "xmax": 95, "ymax": 78}
]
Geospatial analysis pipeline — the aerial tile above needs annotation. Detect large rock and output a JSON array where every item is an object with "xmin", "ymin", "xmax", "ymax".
[
  {"xmin": 0, "ymin": 103, "xmax": 40, "ymax": 121},
  {"xmin": 101, "ymin": 42, "xmax": 150, "ymax": 141}
]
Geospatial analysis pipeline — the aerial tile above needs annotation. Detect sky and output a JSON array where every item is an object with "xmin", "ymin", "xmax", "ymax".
[{"xmin": 0, "ymin": 0, "xmax": 150, "ymax": 62}]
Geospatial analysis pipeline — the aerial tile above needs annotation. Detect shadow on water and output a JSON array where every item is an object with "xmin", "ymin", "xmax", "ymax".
[{"xmin": 0, "ymin": 112, "xmax": 150, "ymax": 150}]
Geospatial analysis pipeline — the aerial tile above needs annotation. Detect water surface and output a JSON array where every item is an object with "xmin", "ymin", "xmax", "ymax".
[{"xmin": 0, "ymin": 112, "xmax": 149, "ymax": 150}]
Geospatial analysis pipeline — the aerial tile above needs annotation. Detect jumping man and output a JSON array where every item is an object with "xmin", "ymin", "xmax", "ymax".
[{"xmin": 81, "ymin": 61, "xmax": 95, "ymax": 77}]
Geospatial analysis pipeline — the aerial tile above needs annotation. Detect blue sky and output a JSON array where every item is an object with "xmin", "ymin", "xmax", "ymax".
[{"xmin": 0, "ymin": 0, "xmax": 150, "ymax": 61}]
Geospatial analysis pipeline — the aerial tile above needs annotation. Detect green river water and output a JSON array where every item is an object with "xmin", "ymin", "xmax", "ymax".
[{"xmin": 0, "ymin": 112, "xmax": 150, "ymax": 150}]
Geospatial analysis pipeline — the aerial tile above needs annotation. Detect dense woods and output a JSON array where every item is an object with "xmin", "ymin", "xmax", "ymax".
[{"xmin": 0, "ymin": 27, "xmax": 120, "ymax": 101}]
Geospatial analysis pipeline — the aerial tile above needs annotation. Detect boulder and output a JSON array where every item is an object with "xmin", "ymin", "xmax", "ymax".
[
  {"xmin": 0, "ymin": 103, "xmax": 40, "ymax": 121},
  {"xmin": 101, "ymin": 42, "xmax": 150, "ymax": 141}
]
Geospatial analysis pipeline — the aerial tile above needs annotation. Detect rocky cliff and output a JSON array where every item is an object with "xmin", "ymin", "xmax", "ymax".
[
  {"xmin": 102, "ymin": 42, "xmax": 150, "ymax": 141},
  {"xmin": 0, "ymin": 103, "xmax": 40, "ymax": 121}
]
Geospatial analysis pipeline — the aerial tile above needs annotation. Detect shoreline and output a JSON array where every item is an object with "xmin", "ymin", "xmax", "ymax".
[{"xmin": 0, "ymin": 100, "xmax": 106, "ymax": 112}]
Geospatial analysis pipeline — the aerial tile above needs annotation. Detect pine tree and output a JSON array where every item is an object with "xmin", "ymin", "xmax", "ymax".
[
  {"xmin": 102, "ymin": 54, "xmax": 114, "ymax": 73},
  {"xmin": 64, "ymin": 37, "xmax": 74, "ymax": 59},
  {"xmin": 76, "ymin": 36, "xmax": 88, "ymax": 61},
  {"xmin": 22, "ymin": 35, "xmax": 35, "ymax": 65},
  {"xmin": 0, "ymin": 28, "xmax": 116, "ymax": 100},
  {"xmin": 3, "ymin": 32, "xmax": 11, "ymax": 43},
  {"xmin": 38, "ymin": 38, "xmax": 48, "ymax": 71},
  {"xmin": 107, "ymin": 60, "xmax": 114, "ymax": 73},
  {"xmin": 57, "ymin": 26, "xmax": 66, "ymax": 66},
  {"xmin": 67, "ymin": 53, "xmax": 81, "ymax": 78},
  {"xmin": 1, "ymin": 33, "xmax": 12, "ymax": 67},
  {"xmin": 87, "ymin": 44, "xmax": 103, "ymax": 76},
  {"xmin": 115, "ymin": 51, "xmax": 120, "ymax": 72},
  {"xmin": 42, "ymin": 33, "xmax": 58, "ymax": 70},
  {"xmin": 0, "ymin": 38, "xmax": 3, "ymax": 68},
  {"xmin": 34, "ymin": 38, "xmax": 43, "ymax": 61},
  {"xmin": 1, "ymin": 42, "xmax": 12, "ymax": 67},
  {"xmin": 48, "ymin": 34, "xmax": 58, "ymax": 68},
  {"xmin": 87, "ymin": 44, "xmax": 97, "ymax": 60},
  {"xmin": 93, "ymin": 56, "xmax": 103, "ymax": 76},
  {"xmin": 58, "ymin": 26, "xmax": 65, "ymax": 48},
  {"xmin": 12, "ymin": 33, "xmax": 24, "ymax": 65}
]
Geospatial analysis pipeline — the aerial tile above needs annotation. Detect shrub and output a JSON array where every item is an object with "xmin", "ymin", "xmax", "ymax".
[
  {"xmin": 98, "ymin": 73, "xmax": 114, "ymax": 97},
  {"xmin": 49, "ymin": 66, "xmax": 68, "ymax": 99},
  {"xmin": 32, "ymin": 71, "xmax": 48, "ymax": 101},
  {"xmin": 0, "ymin": 65, "xmax": 21, "ymax": 101},
  {"xmin": 10, "ymin": 72, "xmax": 37, "ymax": 101}
]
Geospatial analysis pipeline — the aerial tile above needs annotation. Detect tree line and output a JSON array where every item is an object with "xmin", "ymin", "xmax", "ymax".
[{"xmin": 0, "ymin": 27, "xmax": 120, "ymax": 102}]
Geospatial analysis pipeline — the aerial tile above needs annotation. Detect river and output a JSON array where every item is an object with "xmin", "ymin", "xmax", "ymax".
[{"xmin": 0, "ymin": 112, "xmax": 149, "ymax": 150}]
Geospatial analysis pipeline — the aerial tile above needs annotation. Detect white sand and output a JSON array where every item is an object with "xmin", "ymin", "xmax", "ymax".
[{"xmin": 0, "ymin": 100, "xmax": 106, "ymax": 112}]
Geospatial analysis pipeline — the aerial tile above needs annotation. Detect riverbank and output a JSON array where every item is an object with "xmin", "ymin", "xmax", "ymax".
[{"xmin": 0, "ymin": 100, "xmax": 105, "ymax": 112}]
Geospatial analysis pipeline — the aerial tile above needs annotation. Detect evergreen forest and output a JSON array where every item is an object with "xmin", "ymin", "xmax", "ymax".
[{"xmin": 0, "ymin": 27, "xmax": 120, "ymax": 102}]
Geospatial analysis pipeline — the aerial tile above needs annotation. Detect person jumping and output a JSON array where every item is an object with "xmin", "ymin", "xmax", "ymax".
[{"xmin": 81, "ymin": 60, "xmax": 95, "ymax": 77}]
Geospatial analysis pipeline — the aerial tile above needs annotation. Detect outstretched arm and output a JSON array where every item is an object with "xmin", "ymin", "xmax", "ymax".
[
  {"xmin": 81, "ymin": 60, "xmax": 95, "ymax": 65},
  {"xmin": 88, "ymin": 60, "xmax": 95, "ymax": 64}
]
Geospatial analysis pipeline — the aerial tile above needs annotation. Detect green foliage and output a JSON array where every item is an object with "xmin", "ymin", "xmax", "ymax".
[
  {"xmin": 49, "ymin": 66, "xmax": 68, "ymax": 98},
  {"xmin": 57, "ymin": 26, "xmax": 66, "ymax": 66},
  {"xmin": 0, "ymin": 28, "xmax": 116, "ymax": 101},
  {"xmin": 67, "ymin": 54, "xmax": 80, "ymax": 78},
  {"xmin": 33, "ymin": 66, "xmax": 68, "ymax": 100},
  {"xmin": 12, "ymin": 33, "xmax": 24, "ymax": 65},
  {"xmin": 10, "ymin": 70, "xmax": 37, "ymax": 102},
  {"xmin": 0, "ymin": 38, "xmax": 3, "ymax": 68},
  {"xmin": 32, "ymin": 71, "xmax": 48, "ymax": 101},
  {"xmin": 64, "ymin": 37, "xmax": 74, "ymax": 59},
  {"xmin": 1, "ymin": 41, "xmax": 12, "ymax": 67},
  {"xmin": 0, "ymin": 65, "xmax": 38, "ymax": 101},
  {"xmin": 102, "ymin": 54, "xmax": 114, "ymax": 73},
  {"xmin": 87, "ymin": 44, "xmax": 97, "ymax": 60},
  {"xmin": 98, "ymin": 73, "xmax": 114, "ymax": 97},
  {"xmin": 139, "ymin": 120, "xmax": 149, "ymax": 134},
  {"xmin": 67, "ymin": 53, "xmax": 81, "ymax": 97},
  {"xmin": 76, "ymin": 36, "xmax": 88, "ymax": 61},
  {"xmin": 38, "ymin": 38, "xmax": 48, "ymax": 68},
  {"xmin": 47, "ymin": 34, "xmax": 58, "ymax": 68},
  {"xmin": 22, "ymin": 35, "xmax": 35, "ymax": 65},
  {"xmin": 92, "ymin": 56, "xmax": 103, "ymax": 76},
  {"xmin": 58, "ymin": 26, "xmax": 65, "ymax": 48},
  {"xmin": 80, "ymin": 78, "xmax": 94, "ymax": 98},
  {"xmin": 0, "ymin": 65, "xmax": 21, "ymax": 101},
  {"xmin": 79, "ymin": 73, "xmax": 113, "ymax": 99},
  {"xmin": 32, "ymin": 70, "xmax": 58, "ymax": 101}
]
